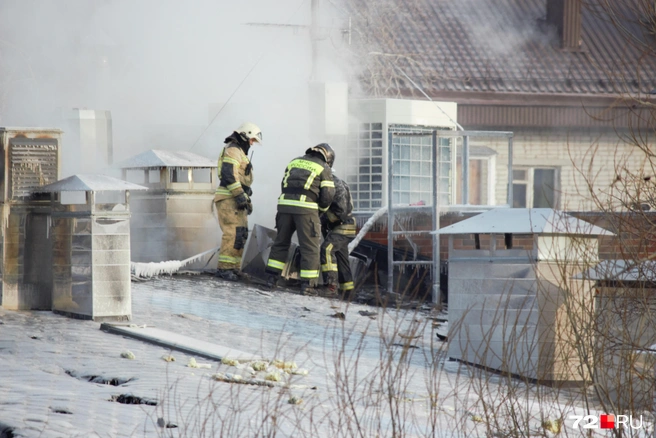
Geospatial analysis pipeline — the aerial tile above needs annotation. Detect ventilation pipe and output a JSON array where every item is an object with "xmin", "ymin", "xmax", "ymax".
[{"xmin": 546, "ymin": 0, "xmax": 582, "ymax": 50}]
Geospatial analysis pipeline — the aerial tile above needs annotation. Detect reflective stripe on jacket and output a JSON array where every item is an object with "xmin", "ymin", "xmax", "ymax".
[
  {"xmin": 277, "ymin": 154, "xmax": 334, "ymax": 214},
  {"xmin": 214, "ymin": 140, "xmax": 253, "ymax": 202}
]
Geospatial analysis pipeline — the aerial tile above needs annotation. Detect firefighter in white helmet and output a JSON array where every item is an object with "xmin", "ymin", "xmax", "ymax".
[{"xmin": 214, "ymin": 122, "xmax": 262, "ymax": 281}]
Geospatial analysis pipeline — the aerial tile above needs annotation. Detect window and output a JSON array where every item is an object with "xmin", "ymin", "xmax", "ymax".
[
  {"xmin": 512, "ymin": 167, "xmax": 558, "ymax": 208},
  {"xmin": 455, "ymin": 145, "xmax": 497, "ymax": 205},
  {"xmin": 96, "ymin": 191, "xmax": 125, "ymax": 204},
  {"xmin": 125, "ymin": 170, "xmax": 145, "ymax": 184},
  {"xmin": 148, "ymin": 170, "xmax": 161, "ymax": 183},
  {"xmin": 390, "ymin": 124, "xmax": 451, "ymax": 206},
  {"xmin": 171, "ymin": 168, "xmax": 189, "ymax": 183},
  {"xmin": 346, "ymin": 123, "xmax": 453, "ymax": 212},
  {"xmin": 347, "ymin": 122, "xmax": 384, "ymax": 211},
  {"xmin": 60, "ymin": 191, "xmax": 86, "ymax": 205},
  {"xmin": 192, "ymin": 168, "xmax": 211, "ymax": 183}
]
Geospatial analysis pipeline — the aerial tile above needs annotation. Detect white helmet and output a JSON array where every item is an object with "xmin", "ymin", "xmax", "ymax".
[{"xmin": 237, "ymin": 122, "xmax": 262, "ymax": 145}]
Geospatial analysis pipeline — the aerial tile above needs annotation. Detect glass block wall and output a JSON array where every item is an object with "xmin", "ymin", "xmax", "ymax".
[
  {"xmin": 346, "ymin": 123, "xmax": 453, "ymax": 212},
  {"xmin": 390, "ymin": 124, "xmax": 452, "ymax": 206},
  {"xmin": 346, "ymin": 122, "xmax": 384, "ymax": 211}
]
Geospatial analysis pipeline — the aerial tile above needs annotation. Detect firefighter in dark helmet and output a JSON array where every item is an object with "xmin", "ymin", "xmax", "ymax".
[
  {"xmin": 214, "ymin": 122, "xmax": 262, "ymax": 281},
  {"xmin": 320, "ymin": 173, "xmax": 357, "ymax": 298},
  {"xmin": 264, "ymin": 143, "xmax": 335, "ymax": 294}
]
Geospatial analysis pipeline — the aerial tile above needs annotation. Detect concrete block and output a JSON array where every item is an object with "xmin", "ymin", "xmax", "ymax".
[
  {"xmin": 92, "ymin": 280, "xmax": 131, "ymax": 297},
  {"xmin": 92, "ymin": 235, "xmax": 130, "ymax": 251},
  {"xmin": 92, "ymin": 250, "xmax": 130, "ymax": 265},
  {"xmin": 93, "ymin": 295, "xmax": 131, "ymax": 319},
  {"xmin": 92, "ymin": 265, "xmax": 130, "ymax": 282}
]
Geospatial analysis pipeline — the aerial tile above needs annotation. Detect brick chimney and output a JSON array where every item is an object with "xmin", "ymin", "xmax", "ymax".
[{"xmin": 546, "ymin": 0, "xmax": 582, "ymax": 50}]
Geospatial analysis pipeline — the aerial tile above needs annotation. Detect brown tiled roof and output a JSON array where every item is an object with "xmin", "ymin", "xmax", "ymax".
[{"xmin": 354, "ymin": 0, "xmax": 656, "ymax": 97}]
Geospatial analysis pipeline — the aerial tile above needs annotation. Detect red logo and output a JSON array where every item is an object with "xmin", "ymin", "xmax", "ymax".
[{"xmin": 600, "ymin": 414, "xmax": 615, "ymax": 429}]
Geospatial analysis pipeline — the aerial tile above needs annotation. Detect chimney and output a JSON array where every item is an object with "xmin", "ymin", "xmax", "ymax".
[{"xmin": 546, "ymin": 0, "xmax": 582, "ymax": 50}]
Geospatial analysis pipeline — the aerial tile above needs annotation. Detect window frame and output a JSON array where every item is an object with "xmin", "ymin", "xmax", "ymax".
[{"xmin": 512, "ymin": 166, "xmax": 560, "ymax": 208}]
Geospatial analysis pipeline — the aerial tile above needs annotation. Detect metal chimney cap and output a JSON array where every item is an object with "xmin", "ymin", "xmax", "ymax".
[
  {"xmin": 575, "ymin": 259, "xmax": 656, "ymax": 282},
  {"xmin": 117, "ymin": 149, "xmax": 216, "ymax": 169},
  {"xmin": 33, "ymin": 174, "xmax": 148, "ymax": 193},
  {"xmin": 434, "ymin": 208, "xmax": 614, "ymax": 236}
]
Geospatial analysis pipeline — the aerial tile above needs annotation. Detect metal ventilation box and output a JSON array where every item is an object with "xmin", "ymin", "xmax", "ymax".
[
  {"xmin": 438, "ymin": 208, "xmax": 612, "ymax": 383},
  {"xmin": 0, "ymin": 127, "xmax": 62, "ymax": 310},
  {"xmin": 35, "ymin": 174, "xmax": 147, "ymax": 321},
  {"xmin": 119, "ymin": 150, "xmax": 220, "ymax": 269}
]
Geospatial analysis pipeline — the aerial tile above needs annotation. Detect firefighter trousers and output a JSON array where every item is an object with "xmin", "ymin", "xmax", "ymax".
[
  {"xmin": 266, "ymin": 212, "xmax": 321, "ymax": 281},
  {"xmin": 320, "ymin": 233, "xmax": 354, "ymax": 292},
  {"xmin": 215, "ymin": 198, "xmax": 249, "ymax": 270}
]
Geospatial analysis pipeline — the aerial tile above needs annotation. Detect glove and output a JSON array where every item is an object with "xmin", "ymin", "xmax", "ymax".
[
  {"xmin": 235, "ymin": 193, "xmax": 250, "ymax": 211},
  {"xmin": 242, "ymin": 184, "xmax": 253, "ymax": 197},
  {"xmin": 246, "ymin": 200, "xmax": 253, "ymax": 215}
]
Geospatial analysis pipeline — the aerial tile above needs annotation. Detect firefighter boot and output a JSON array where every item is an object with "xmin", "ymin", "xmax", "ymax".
[
  {"xmin": 300, "ymin": 281, "xmax": 318, "ymax": 296},
  {"xmin": 216, "ymin": 269, "xmax": 239, "ymax": 282},
  {"xmin": 261, "ymin": 275, "xmax": 278, "ymax": 291},
  {"xmin": 319, "ymin": 283, "xmax": 338, "ymax": 298}
]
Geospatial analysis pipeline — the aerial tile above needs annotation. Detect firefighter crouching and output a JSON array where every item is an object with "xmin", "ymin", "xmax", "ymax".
[
  {"xmin": 214, "ymin": 122, "xmax": 262, "ymax": 282},
  {"xmin": 264, "ymin": 143, "xmax": 336, "ymax": 294},
  {"xmin": 320, "ymin": 173, "xmax": 357, "ymax": 299}
]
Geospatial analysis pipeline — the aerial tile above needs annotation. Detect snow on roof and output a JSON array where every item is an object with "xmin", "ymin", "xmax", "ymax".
[
  {"xmin": 576, "ymin": 259, "xmax": 656, "ymax": 282},
  {"xmin": 117, "ymin": 149, "xmax": 216, "ymax": 169},
  {"xmin": 0, "ymin": 127, "xmax": 63, "ymax": 133},
  {"xmin": 435, "ymin": 208, "xmax": 613, "ymax": 236},
  {"xmin": 34, "ymin": 174, "xmax": 148, "ymax": 192}
]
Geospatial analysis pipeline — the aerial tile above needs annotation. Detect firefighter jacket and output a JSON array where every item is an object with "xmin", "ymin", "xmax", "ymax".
[
  {"xmin": 277, "ymin": 153, "xmax": 335, "ymax": 215},
  {"xmin": 214, "ymin": 132, "xmax": 254, "ymax": 203},
  {"xmin": 324, "ymin": 175, "xmax": 357, "ymax": 236}
]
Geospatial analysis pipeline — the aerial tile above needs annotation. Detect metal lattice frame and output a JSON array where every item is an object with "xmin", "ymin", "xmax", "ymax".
[{"xmin": 386, "ymin": 130, "xmax": 513, "ymax": 304}]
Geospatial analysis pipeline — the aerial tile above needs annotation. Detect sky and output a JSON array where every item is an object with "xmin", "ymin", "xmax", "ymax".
[{"xmin": 0, "ymin": 0, "xmax": 352, "ymax": 227}]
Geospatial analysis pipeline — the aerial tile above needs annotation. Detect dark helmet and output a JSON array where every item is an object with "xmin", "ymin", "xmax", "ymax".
[{"xmin": 305, "ymin": 143, "xmax": 335, "ymax": 167}]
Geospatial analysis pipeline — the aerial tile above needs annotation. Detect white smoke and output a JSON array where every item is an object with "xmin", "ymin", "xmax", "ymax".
[{"xmin": 0, "ymin": 0, "xmax": 350, "ymax": 233}]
